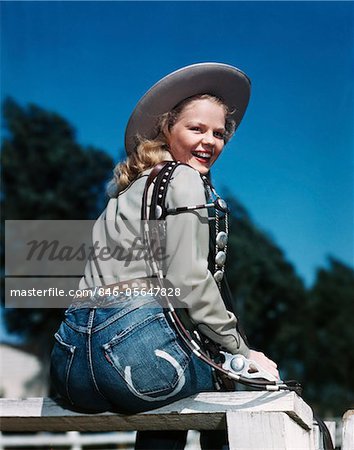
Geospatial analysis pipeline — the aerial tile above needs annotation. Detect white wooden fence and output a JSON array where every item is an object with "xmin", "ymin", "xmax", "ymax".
[
  {"xmin": 0, "ymin": 392, "xmax": 344, "ymax": 449},
  {"xmin": 0, "ymin": 431, "xmax": 134, "ymax": 450},
  {"xmin": 0, "ymin": 430, "xmax": 198, "ymax": 450},
  {"xmin": 342, "ymin": 410, "xmax": 354, "ymax": 450}
]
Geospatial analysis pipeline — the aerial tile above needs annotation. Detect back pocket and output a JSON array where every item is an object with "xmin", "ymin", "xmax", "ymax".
[
  {"xmin": 50, "ymin": 332, "xmax": 76, "ymax": 404},
  {"xmin": 103, "ymin": 312, "xmax": 190, "ymax": 400}
]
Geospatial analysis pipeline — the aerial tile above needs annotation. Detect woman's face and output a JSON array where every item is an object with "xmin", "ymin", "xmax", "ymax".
[{"xmin": 167, "ymin": 99, "xmax": 226, "ymax": 175}]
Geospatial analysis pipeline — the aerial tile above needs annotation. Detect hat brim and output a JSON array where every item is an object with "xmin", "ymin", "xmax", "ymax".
[{"xmin": 124, "ymin": 62, "xmax": 251, "ymax": 154}]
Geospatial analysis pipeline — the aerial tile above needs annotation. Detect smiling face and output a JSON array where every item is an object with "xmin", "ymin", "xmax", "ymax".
[{"xmin": 166, "ymin": 98, "xmax": 226, "ymax": 175}]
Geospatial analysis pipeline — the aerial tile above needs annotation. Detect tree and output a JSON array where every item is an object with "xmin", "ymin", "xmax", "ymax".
[
  {"xmin": 224, "ymin": 197, "xmax": 354, "ymax": 416},
  {"xmin": 1, "ymin": 98, "xmax": 113, "ymax": 220},
  {"xmin": 303, "ymin": 257, "xmax": 354, "ymax": 415},
  {"xmin": 224, "ymin": 196, "xmax": 308, "ymax": 379},
  {"xmin": 1, "ymin": 98, "xmax": 114, "ymax": 362}
]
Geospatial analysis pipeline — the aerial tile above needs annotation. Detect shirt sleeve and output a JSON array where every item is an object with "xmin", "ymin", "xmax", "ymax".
[{"xmin": 164, "ymin": 165, "xmax": 250, "ymax": 357}]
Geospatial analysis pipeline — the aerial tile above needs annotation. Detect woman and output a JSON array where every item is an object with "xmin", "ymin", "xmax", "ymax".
[{"xmin": 50, "ymin": 63, "xmax": 279, "ymax": 449}]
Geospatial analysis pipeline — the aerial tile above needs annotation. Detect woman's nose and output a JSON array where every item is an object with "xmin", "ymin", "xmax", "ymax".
[{"xmin": 202, "ymin": 131, "xmax": 215, "ymax": 146}]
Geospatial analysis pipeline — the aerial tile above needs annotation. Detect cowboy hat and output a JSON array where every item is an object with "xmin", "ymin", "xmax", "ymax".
[{"xmin": 124, "ymin": 62, "xmax": 251, "ymax": 154}]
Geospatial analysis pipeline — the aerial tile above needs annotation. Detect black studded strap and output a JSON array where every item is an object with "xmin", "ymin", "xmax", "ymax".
[
  {"xmin": 140, "ymin": 161, "xmax": 170, "ymax": 221},
  {"xmin": 140, "ymin": 161, "xmax": 189, "ymax": 277},
  {"xmin": 150, "ymin": 161, "xmax": 191, "ymax": 220}
]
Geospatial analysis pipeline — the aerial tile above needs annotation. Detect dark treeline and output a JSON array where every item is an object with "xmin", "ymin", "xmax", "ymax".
[{"xmin": 1, "ymin": 98, "xmax": 353, "ymax": 416}]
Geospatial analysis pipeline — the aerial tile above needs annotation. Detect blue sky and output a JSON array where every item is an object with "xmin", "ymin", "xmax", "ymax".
[{"xmin": 1, "ymin": 1, "xmax": 353, "ymax": 287}]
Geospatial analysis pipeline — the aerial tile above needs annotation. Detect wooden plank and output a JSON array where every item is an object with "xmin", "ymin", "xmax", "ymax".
[
  {"xmin": 226, "ymin": 411, "xmax": 314, "ymax": 450},
  {"xmin": 311, "ymin": 420, "xmax": 336, "ymax": 450},
  {"xmin": 324, "ymin": 421, "xmax": 336, "ymax": 448},
  {"xmin": 0, "ymin": 391, "xmax": 313, "ymax": 432},
  {"xmin": 0, "ymin": 431, "xmax": 136, "ymax": 447},
  {"xmin": 342, "ymin": 410, "xmax": 354, "ymax": 450}
]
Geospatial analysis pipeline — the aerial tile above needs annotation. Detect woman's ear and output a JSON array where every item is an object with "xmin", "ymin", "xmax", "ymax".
[{"xmin": 161, "ymin": 125, "xmax": 171, "ymax": 148}]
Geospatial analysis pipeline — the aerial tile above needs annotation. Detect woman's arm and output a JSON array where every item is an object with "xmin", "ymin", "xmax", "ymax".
[{"xmin": 164, "ymin": 165, "xmax": 250, "ymax": 357}]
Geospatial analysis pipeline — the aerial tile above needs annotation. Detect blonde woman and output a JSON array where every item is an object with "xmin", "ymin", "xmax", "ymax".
[{"xmin": 51, "ymin": 63, "xmax": 279, "ymax": 450}]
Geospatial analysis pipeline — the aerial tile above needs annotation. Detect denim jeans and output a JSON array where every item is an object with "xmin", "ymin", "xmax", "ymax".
[{"xmin": 50, "ymin": 293, "xmax": 216, "ymax": 413}]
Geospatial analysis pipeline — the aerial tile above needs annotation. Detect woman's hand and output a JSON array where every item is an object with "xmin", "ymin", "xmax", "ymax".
[{"xmin": 248, "ymin": 350, "xmax": 280, "ymax": 380}]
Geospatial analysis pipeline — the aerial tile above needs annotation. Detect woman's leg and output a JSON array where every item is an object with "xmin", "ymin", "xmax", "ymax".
[{"xmin": 135, "ymin": 430, "xmax": 188, "ymax": 450}]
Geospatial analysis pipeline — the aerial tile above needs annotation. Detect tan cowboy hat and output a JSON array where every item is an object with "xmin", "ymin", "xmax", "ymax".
[{"xmin": 124, "ymin": 62, "xmax": 251, "ymax": 154}]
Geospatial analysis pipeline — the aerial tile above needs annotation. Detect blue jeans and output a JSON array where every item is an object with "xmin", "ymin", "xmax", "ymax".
[{"xmin": 50, "ymin": 293, "xmax": 215, "ymax": 413}]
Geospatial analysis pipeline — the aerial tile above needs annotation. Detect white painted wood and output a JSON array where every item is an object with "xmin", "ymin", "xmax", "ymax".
[
  {"xmin": 0, "ymin": 431, "xmax": 197, "ymax": 450},
  {"xmin": 312, "ymin": 420, "xmax": 336, "ymax": 450},
  {"xmin": 185, "ymin": 431, "xmax": 201, "ymax": 450},
  {"xmin": 324, "ymin": 421, "xmax": 336, "ymax": 448},
  {"xmin": 342, "ymin": 410, "xmax": 354, "ymax": 450},
  {"xmin": 0, "ymin": 391, "xmax": 313, "ymax": 433},
  {"xmin": 226, "ymin": 411, "xmax": 314, "ymax": 450},
  {"xmin": 312, "ymin": 421, "xmax": 323, "ymax": 450},
  {"xmin": 0, "ymin": 431, "xmax": 136, "ymax": 448},
  {"xmin": 68, "ymin": 431, "xmax": 81, "ymax": 450},
  {"xmin": 0, "ymin": 393, "xmax": 317, "ymax": 450}
]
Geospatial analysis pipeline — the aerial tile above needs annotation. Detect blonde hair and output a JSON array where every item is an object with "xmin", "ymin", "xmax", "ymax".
[{"xmin": 107, "ymin": 94, "xmax": 235, "ymax": 196}]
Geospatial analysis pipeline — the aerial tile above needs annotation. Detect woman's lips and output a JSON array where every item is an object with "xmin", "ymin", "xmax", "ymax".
[{"xmin": 191, "ymin": 151, "xmax": 212, "ymax": 163}]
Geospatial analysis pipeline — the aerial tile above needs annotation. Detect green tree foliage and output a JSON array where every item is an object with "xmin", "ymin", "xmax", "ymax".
[
  {"xmin": 1, "ymin": 98, "xmax": 114, "ymax": 357},
  {"xmin": 225, "ymin": 196, "xmax": 354, "ymax": 416},
  {"xmin": 225, "ymin": 196, "xmax": 307, "ymax": 379},
  {"xmin": 303, "ymin": 257, "xmax": 354, "ymax": 415},
  {"xmin": 2, "ymin": 98, "xmax": 113, "ymax": 219}
]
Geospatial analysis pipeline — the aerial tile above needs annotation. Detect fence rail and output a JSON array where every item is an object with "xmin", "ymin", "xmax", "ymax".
[
  {"xmin": 0, "ymin": 430, "xmax": 200, "ymax": 450},
  {"xmin": 0, "ymin": 431, "xmax": 134, "ymax": 449},
  {"xmin": 0, "ymin": 393, "xmax": 343, "ymax": 449}
]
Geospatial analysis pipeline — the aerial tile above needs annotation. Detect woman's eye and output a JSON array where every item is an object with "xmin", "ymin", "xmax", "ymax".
[
  {"xmin": 214, "ymin": 131, "xmax": 224, "ymax": 139},
  {"xmin": 190, "ymin": 126, "xmax": 201, "ymax": 132}
]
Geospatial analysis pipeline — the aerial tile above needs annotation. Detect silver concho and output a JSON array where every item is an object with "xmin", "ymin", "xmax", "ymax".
[
  {"xmin": 216, "ymin": 231, "xmax": 228, "ymax": 249},
  {"xmin": 214, "ymin": 270, "xmax": 224, "ymax": 282},
  {"xmin": 155, "ymin": 205, "xmax": 163, "ymax": 219},
  {"xmin": 215, "ymin": 251, "xmax": 226, "ymax": 266},
  {"xmin": 216, "ymin": 198, "xmax": 228, "ymax": 212},
  {"xmin": 230, "ymin": 355, "xmax": 246, "ymax": 372}
]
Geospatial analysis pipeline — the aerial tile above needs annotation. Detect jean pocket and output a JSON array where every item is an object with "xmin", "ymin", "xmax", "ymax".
[
  {"xmin": 102, "ymin": 312, "xmax": 191, "ymax": 401},
  {"xmin": 50, "ymin": 332, "xmax": 76, "ymax": 404}
]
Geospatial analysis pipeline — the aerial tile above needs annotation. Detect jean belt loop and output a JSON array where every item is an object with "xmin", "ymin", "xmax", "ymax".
[{"xmin": 87, "ymin": 308, "xmax": 96, "ymax": 333}]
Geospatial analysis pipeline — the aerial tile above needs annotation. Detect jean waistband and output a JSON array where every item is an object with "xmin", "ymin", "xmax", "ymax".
[
  {"xmin": 74, "ymin": 277, "xmax": 159, "ymax": 300},
  {"xmin": 72, "ymin": 293, "xmax": 163, "ymax": 310},
  {"xmin": 65, "ymin": 294, "xmax": 163, "ymax": 333},
  {"xmin": 70, "ymin": 278, "xmax": 162, "ymax": 309}
]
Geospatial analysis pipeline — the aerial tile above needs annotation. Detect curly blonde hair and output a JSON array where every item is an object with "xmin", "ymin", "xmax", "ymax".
[{"xmin": 107, "ymin": 94, "xmax": 235, "ymax": 196}]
